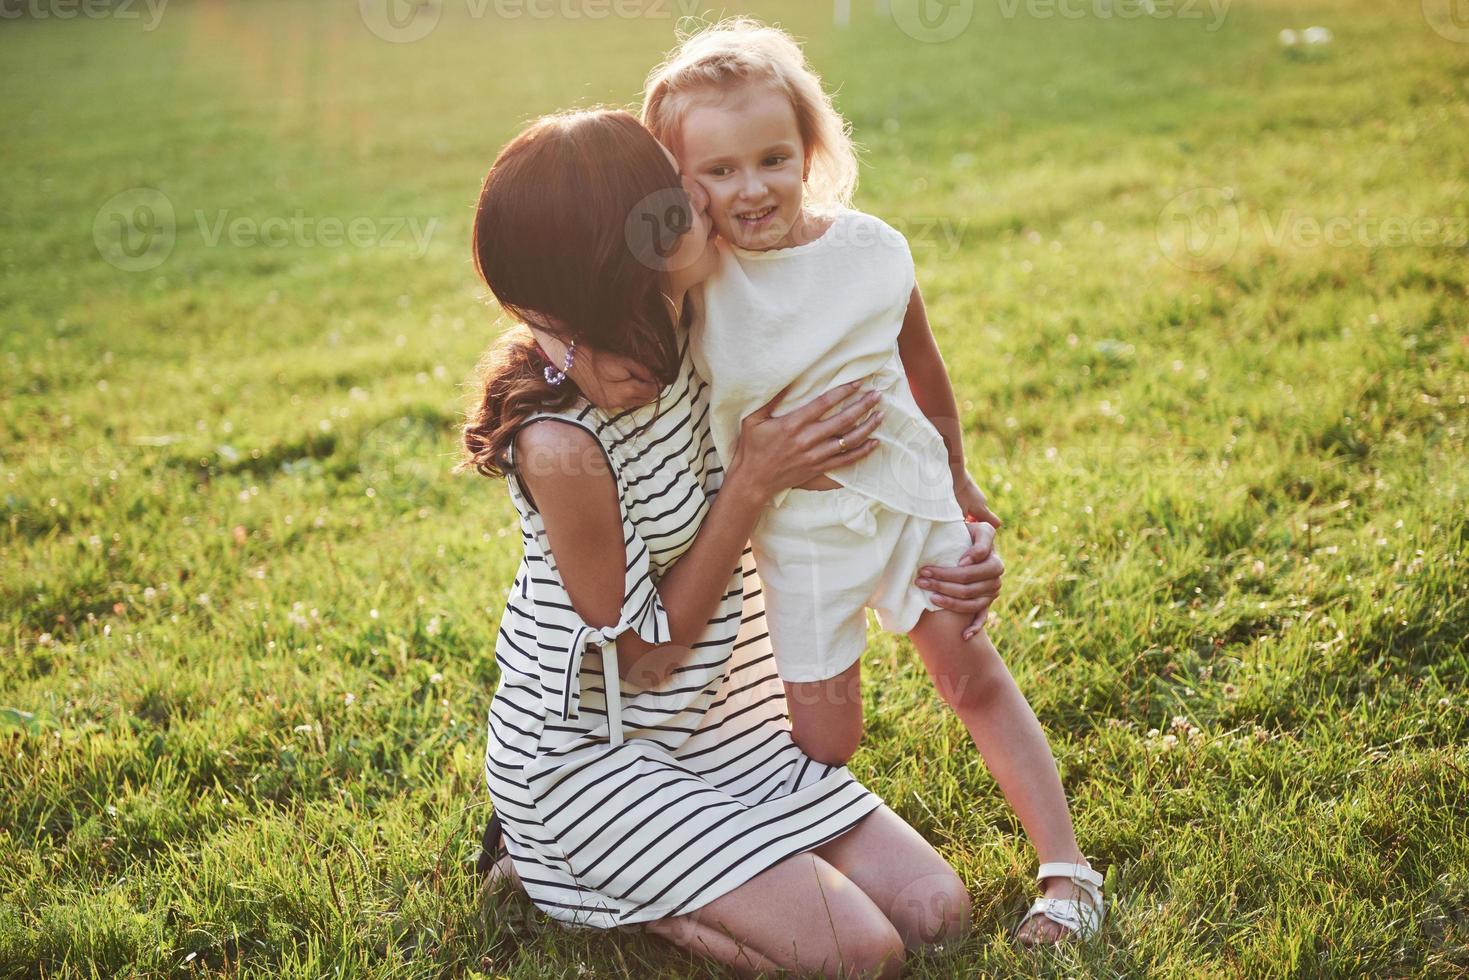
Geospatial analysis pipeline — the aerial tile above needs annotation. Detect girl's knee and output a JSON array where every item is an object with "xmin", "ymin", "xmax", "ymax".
[
  {"xmin": 793, "ymin": 718, "xmax": 863, "ymax": 766},
  {"xmin": 927, "ymin": 644, "xmax": 1011, "ymax": 716},
  {"xmin": 941, "ymin": 668, "xmax": 1003, "ymax": 716}
]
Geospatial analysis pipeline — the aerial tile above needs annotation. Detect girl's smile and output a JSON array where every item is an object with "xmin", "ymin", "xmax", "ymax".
[{"xmin": 734, "ymin": 204, "xmax": 779, "ymax": 233}]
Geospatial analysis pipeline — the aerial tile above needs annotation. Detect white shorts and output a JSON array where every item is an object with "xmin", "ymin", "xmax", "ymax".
[{"xmin": 750, "ymin": 484, "xmax": 973, "ymax": 683}]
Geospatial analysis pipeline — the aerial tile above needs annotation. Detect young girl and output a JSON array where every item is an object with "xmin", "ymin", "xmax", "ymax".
[{"xmin": 642, "ymin": 18, "xmax": 1105, "ymax": 945}]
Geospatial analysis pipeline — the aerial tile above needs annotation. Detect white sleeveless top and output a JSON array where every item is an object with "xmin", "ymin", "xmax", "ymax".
[{"xmin": 690, "ymin": 207, "xmax": 963, "ymax": 521}]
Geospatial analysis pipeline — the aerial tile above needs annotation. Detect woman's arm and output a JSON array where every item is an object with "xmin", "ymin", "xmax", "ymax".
[
  {"xmin": 896, "ymin": 283, "xmax": 1001, "ymax": 528},
  {"xmin": 515, "ymin": 381, "xmax": 884, "ymax": 686},
  {"xmin": 515, "ymin": 420, "xmax": 761, "ymax": 685}
]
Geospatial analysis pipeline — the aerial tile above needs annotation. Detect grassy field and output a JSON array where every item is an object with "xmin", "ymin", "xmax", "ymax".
[{"xmin": 3, "ymin": 0, "xmax": 1467, "ymax": 975}]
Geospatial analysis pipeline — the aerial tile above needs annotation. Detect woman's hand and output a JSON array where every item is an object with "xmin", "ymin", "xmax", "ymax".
[
  {"xmin": 916, "ymin": 520, "xmax": 1005, "ymax": 640},
  {"xmin": 727, "ymin": 379, "xmax": 883, "ymax": 500},
  {"xmin": 953, "ymin": 471, "xmax": 1002, "ymax": 528}
]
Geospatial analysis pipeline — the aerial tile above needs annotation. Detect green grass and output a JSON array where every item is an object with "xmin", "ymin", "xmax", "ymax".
[{"xmin": 2, "ymin": 0, "xmax": 1467, "ymax": 975}]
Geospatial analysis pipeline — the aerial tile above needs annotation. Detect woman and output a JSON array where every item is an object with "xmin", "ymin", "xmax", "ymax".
[{"xmin": 458, "ymin": 109, "xmax": 1006, "ymax": 979}]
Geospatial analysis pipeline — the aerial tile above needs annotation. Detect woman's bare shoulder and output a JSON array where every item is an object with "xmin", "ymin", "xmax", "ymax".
[{"xmin": 513, "ymin": 418, "xmax": 616, "ymax": 506}]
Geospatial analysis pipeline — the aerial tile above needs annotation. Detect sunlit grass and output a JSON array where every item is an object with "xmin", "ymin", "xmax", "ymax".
[{"xmin": 2, "ymin": 0, "xmax": 1466, "ymax": 975}]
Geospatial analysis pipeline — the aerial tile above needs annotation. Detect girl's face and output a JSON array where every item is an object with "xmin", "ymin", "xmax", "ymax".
[{"xmin": 677, "ymin": 84, "xmax": 808, "ymax": 252}]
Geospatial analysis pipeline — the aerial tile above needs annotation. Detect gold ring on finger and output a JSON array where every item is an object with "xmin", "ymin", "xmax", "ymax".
[{"xmin": 838, "ymin": 435, "xmax": 848, "ymax": 453}]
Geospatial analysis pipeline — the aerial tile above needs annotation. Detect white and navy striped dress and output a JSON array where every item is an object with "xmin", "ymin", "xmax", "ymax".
[{"xmin": 483, "ymin": 331, "xmax": 883, "ymax": 930}]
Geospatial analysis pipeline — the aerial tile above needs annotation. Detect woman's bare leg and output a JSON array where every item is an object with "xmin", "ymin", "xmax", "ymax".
[
  {"xmin": 784, "ymin": 658, "xmax": 865, "ymax": 766},
  {"xmin": 642, "ymin": 914, "xmax": 785, "ymax": 978},
  {"xmin": 484, "ymin": 853, "xmax": 520, "ymax": 891},
  {"xmin": 812, "ymin": 803, "xmax": 972, "ymax": 950},
  {"xmin": 646, "ymin": 851, "xmax": 906, "ymax": 979},
  {"xmin": 907, "ymin": 610, "xmax": 1090, "ymax": 944}
]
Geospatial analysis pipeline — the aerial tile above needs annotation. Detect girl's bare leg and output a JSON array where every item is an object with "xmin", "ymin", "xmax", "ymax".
[
  {"xmin": 784, "ymin": 658, "xmax": 865, "ymax": 766},
  {"xmin": 907, "ymin": 610, "xmax": 1090, "ymax": 944}
]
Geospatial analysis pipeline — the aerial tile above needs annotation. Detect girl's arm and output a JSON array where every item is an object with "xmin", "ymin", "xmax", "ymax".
[
  {"xmin": 896, "ymin": 282, "xmax": 1002, "ymax": 528},
  {"xmin": 515, "ymin": 380, "xmax": 883, "ymax": 688}
]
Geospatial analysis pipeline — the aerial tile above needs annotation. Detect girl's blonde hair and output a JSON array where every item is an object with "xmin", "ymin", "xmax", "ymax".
[{"xmin": 641, "ymin": 17, "xmax": 859, "ymax": 210}]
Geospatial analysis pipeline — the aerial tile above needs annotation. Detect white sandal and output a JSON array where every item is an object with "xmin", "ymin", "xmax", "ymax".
[{"xmin": 1014, "ymin": 861, "xmax": 1105, "ymax": 942}]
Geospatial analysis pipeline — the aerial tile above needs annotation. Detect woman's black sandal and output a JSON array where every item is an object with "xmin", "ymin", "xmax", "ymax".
[{"xmin": 476, "ymin": 812, "xmax": 506, "ymax": 879}]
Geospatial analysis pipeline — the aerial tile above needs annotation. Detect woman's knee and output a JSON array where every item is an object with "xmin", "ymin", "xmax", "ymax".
[
  {"xmin": 887, "ymin": 868, "xmax": 972, "ymax": 947},
  {"xmin": 846, "ymin": 920, "xmax": 907, "ymax": 979},
  {"xmin": 797, "ymin": 861, "xmax": 905, "ymax": 979},
  {"xmin": 687, "ymin": 852, "xmax": 906, "ymax": 979}
]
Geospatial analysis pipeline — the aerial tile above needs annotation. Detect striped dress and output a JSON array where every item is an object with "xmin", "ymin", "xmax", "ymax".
[{"xmin": 483, "ymin": 331, "xmax": 883, "ymax": 930}]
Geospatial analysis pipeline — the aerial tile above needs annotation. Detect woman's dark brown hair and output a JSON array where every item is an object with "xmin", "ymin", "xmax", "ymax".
[{"xmin": 457, "ymin": 108, "xmax": 692, "ymax": 479}]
